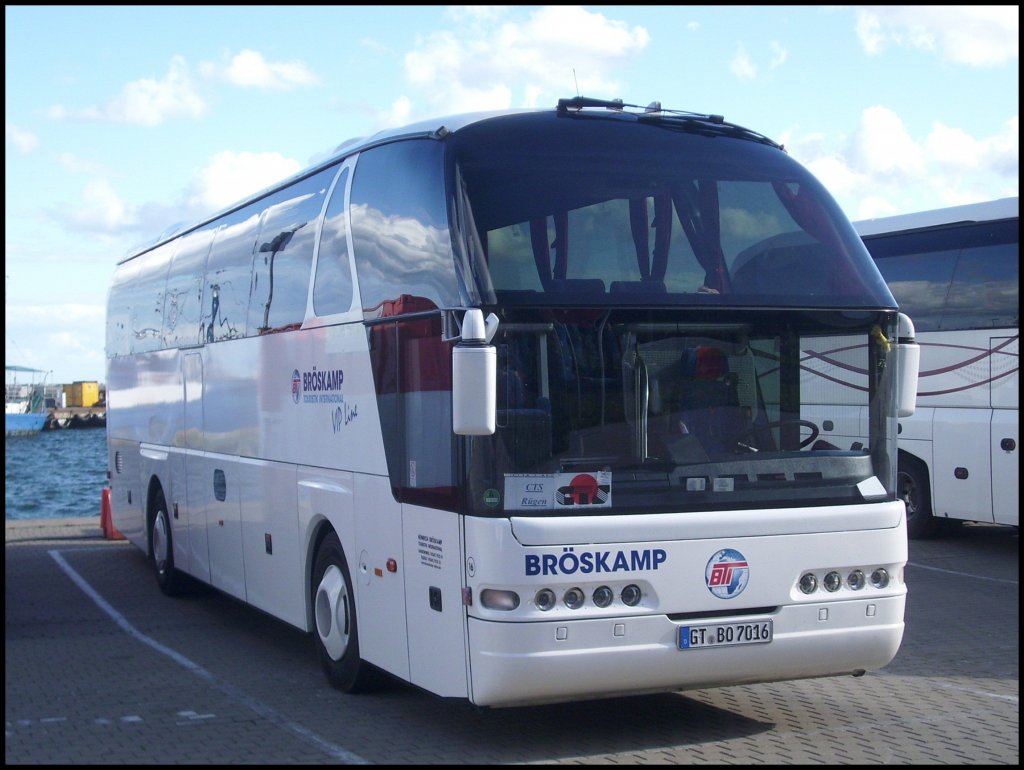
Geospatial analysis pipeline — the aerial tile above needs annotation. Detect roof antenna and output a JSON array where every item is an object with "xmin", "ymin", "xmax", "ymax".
[{"xmin": 573, "ymin": 68, "xmax": 580, "ymax": 98}]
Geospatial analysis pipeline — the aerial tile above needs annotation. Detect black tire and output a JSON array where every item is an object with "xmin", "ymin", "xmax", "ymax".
[
  {"xmin": 151, "ymin": 490, "xmax": 184, "ymax": 596},
  {"xmin": 897, "ymin": 457, "xmax": 938, "ymax": 539},
  {"xmin": 312, "ymin": 532, "xmax": 380, "ymax": 692}
]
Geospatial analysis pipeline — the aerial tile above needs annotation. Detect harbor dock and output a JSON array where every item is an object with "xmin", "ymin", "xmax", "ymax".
[{"xmin": 43, "ymin": 406, "xmax": 106, "ymax": 430}]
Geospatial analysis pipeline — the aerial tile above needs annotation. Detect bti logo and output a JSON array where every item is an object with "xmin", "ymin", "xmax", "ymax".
[{"xmin": 705, "ymin": 548, "xmax": 750, "ymax": 599}]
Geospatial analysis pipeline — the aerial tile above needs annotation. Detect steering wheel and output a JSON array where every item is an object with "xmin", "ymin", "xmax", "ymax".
[{"xmin": 733, "ymin": 419, "xmax": 820, "ymax": 450}]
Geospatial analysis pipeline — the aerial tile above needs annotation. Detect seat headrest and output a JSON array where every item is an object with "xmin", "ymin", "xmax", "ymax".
[{"xmin": 684, "ymin": 346, "xmax": 728, "ymax": 379}]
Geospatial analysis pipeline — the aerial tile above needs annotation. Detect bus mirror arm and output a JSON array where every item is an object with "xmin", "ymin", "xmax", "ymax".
[
  {"xmin": 452, "ymin": 308, "xmax": 498, "ymax": 435},
  {"xmin": 895, "ymin": 312, "xmax": 919, "ymax": 418}
]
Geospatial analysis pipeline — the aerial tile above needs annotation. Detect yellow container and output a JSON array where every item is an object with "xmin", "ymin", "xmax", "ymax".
[{"xmin": 64, "ymin": 381, "xmax": 100, "ymax": 408}]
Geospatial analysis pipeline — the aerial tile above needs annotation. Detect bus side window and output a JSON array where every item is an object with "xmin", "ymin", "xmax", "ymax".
[
  {"xmin": 249, "ymin": 166, "xmax": 337, "ymax": 334},
  {"xmin": 126, "ymin": 241, "xmax": 174, "ymax": 354},
  {"xmin": 312, "ymin": 167, "xmax": 353, "ymax": 317},
  {"xmin": 866, "ymin": 229, "xmax": 961, "ymax": 333},
  {"xmin": 940, "ymin": 221, "xmax": 1019, "ymax": 331},
  {"xmin": 163, "ymin": 228, "xmax": 215, "ymax": 348},
  {"xmin": 204, "ymin": 204, "xmax": 262, "ymax": 342},
  {"xmin": 349, "ymin": 140, "xmax": 459, "ymax": 320}
]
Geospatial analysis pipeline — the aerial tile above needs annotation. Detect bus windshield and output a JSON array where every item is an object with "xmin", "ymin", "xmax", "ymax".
[
  {"xmin": 450, "ymin": 111, "xmax": 899, "ymax": 516},
  {"xmin": 449, "ymin": 111, "xmax": 895, "ymax": 309},
  {"xmin": 465, "ymin": 307, "xmax": 897, "ymax": 516}
]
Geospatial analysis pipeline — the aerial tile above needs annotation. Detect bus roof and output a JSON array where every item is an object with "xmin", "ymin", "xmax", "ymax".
[{"xmin": 852, "ymin": 196, "xmax": 1018, "ymax": 238}]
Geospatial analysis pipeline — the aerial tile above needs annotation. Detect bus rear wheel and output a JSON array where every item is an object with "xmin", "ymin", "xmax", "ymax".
[
  {"xmin": 151, "ymin": 491, "xmax": 184, "ymax": 596},
  {"xmin": 897, "ymin": 458, "xmax": 938, "ymax": 539},
  {"xmin": 312, "ymin": 532, "xmax": 380, "ymax": 693}
]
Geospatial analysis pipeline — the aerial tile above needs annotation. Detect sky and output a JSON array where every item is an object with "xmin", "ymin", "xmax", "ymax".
[{"xmin": 4, "ymin": 5, "xmax": 1019, "ymax": 386}]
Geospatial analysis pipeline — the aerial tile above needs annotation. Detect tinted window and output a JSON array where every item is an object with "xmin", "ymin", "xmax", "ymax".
[
  {"xmin": 249, "ymin": 166, "xmax": 337, "ymax": 334},
  {"xmin": 368, "ymin": 313, "xmax": 455, "ymax": 509},
  {"xmin": 350, "ymin": 140, "xmax": 458, "ymax": 319},
  {"xmin": 130, "ymin": 245, "xmax": 172, "ymax": 353},
  {"xmin": 106, "ymin": 259, "xmax": 139, "ymax": 359},
  {"xmin": 450, "ymin": 112, "xmax": 893, "ymax": 309},
  {"xmin": 204, "ymin": 204, "xmax": 262, "ymax": 342},
  {"xmin": 942, "ymin": 220, "xmax": 1019, "ymax": 330},
  {"xmin": 865, "ymin": 218, "xmax": 1018, "ymax": 331},
  {"xmin": 163, "ymin": 227, "xmax": 215, "ymax": 347},
  {"xmin": 313, "ymin": 167, "xmax": 353, "ymax": 316},
  {"xmin": 107, "ymin": 241, "xmax": 173, "ymax": 357}
]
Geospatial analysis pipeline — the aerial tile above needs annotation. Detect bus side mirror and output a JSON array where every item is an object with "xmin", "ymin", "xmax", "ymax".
[
  {"xmin": 896, "ymin": 312, "xmax": 919, "ymax": 418},
  {"xmin": 452, "ymin": 309, "xmax": 498, "ymax": 435}
]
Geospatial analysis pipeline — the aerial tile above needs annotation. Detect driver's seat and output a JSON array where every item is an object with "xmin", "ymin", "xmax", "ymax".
[{"xmin": 663, "ymin": 346, "xmax": 748, "ymax": 456}]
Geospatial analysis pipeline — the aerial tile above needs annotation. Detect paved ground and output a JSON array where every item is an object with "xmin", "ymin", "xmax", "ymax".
[{"xmin": 5, "ymin": 516, "xmax": 1018, "ymax": 764}]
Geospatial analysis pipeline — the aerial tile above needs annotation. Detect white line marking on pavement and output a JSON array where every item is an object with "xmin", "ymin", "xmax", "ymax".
[
  {"xmin": 907, "ymin": 561, "xmax": 1018, "ymax": 585},
  {"xmin": 49, "ymin": 549, "xmax": 371, "ymax": 765}
]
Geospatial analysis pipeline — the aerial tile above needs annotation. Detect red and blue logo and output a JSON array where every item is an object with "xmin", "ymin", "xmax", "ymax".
[
  {"xmin": 705, "ymin": 548, "xmax": 750, "ymax": 599},
  {"xmin": 291, "ymin": 369, "xmax": 302, "ymax": 404}
]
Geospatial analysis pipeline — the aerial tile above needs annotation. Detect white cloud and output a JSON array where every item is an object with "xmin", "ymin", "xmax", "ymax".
[
  {"xmin": 66, "ymin": 179, "xmax": 137, "ymax": 232},
  {"xmin": 55, "ymin": 150, "xmax": 305, "ymax": 246},
  {"xmin": 186, "ymin": 150, "xmax": 302, "ymax": 211},
  {"xmin": 6, "ymin": 120, "xmax": 39, "ymax": 153},
  {"xmin": 855, "ymin": 6, "xmax": 1018, "ymax": 66},
  {"xmin": 5, "ymin": 303, "xmax": 107, "ymax": 384},
  {"xmin": 56, "ymin": 153, "xmax": 105, "ymax": 175},
  {"xmin": 730, "ymin": 44, "xmax": 757, "ymax": 80},
  {"xmin": 48, "ymin": 56, "xmax": 206, "ymax": 126},
  {"xmin": 200, "ymin": 49, "xmax": 320, "ymax": 90},
  {"xmin": 769, "ymin": 41, "xmax": 788, "ymax": 69},
  {"xmin": 380, "ymin": 96, "xmax": 415, "ymax": 128},
  {"xmin": 784, "ymin": 107, "xmax": 1017, "ymax": 220},
  {"xmin": 401, "ymin": 5, "xmax": 649, "ymax": 116},
  {"xmin": 925, "ymin": 115, "xmax": 1019, "ymax": 180},
  {"xmin": 729, "ymin": 41, "xmax": 787, "ymax": 80},
  {"xmin": 849, "ymin": 106, "xmax": 926, "ymax": 177}
]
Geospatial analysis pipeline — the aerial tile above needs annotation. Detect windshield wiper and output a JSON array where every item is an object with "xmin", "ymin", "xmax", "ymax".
[{"xmin": 555, "ymin": 96, "xmax": 782, "ymax": 149}]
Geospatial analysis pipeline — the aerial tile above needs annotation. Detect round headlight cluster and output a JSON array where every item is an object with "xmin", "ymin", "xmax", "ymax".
[
  {"xmin": 798, "ymin": 567, "xmax": 892, "ymax": 595},
  {"xmin": 480, "ymin": 584, "xmax": 647, "ymax": 612},
  {"xmin": 530, "ymin": 583, "xmax": 643, "ymax": 611}
]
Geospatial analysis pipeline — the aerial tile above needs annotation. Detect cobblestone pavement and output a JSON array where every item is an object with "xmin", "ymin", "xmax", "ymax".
[{"xmin": 6, "ymin": 518, "xmax": 1018, "ymax": 764}]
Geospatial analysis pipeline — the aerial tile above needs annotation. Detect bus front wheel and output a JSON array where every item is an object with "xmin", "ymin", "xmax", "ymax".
[
  {"xmin": 898, "ymin": 458, "xmax": 938, "ymax": 539},
  {"xmin": 312, "ymin": 532, "xmax": 380, "ymax": 693}
]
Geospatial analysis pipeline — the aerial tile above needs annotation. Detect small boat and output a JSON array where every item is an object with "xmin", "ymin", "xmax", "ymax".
[{"xmin": 5, "ymin": 365, "xmax": 51, "ymax": 436}]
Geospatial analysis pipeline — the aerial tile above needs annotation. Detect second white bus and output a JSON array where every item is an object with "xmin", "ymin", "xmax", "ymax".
[{"xmin": 851, "ymin": 198, "xmax": 1019, "ymax": 538}]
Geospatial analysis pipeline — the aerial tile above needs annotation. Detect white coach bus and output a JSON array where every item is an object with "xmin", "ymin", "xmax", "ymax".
[
  {"xmin": 852, "ymin": 198, "xmax": 1018, "ymax": 538},
  {"xmin": 106, "ymin": 97, "xmax": 919, "ymax": 707}
]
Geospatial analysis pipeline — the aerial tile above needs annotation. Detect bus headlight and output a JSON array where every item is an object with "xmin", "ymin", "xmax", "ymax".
[
  {"xmin": 592, "ymin": 585, "xmax": 614, "ymax": 608},
  {"xmin": 847, "ymin": 569, "xmax": 866, "ymax": 590},
  {"xmin": 563, "ymin": 587, "xmax": 585, "ymax": 609},
  {"xmin": 823, "ymin": 571, "xmax": 842, "ymax": 592},
  {"xmin": 479, "ymin": 588, "xmax": 520, "ymax": 611},
  {"xmin": 798, "ymin": 573, "xmax": 818, "ymax": 594},
  {"xmin": 535, "ymin": 588, "xmax": 556, "ymax": 611},
  {"xmin": 621, "ymin": 584, "xmax": 642, "ymax": 606},
  {"xmin": 870, "ymin": 568, "xmax": 890, "ymax": 588}
]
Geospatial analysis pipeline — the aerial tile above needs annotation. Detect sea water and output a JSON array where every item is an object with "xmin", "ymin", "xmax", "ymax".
[{"xmin": 5, "ymin": 427, "xmax": 108, "ymax": 520}]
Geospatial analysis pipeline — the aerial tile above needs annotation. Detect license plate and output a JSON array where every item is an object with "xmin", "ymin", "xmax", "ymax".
[{"xmin": 679, "ymin": 619, "xmax": 773, "ymax": 649}]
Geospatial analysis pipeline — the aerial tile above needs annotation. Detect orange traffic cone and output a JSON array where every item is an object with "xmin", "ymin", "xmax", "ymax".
[{"xmin": 100, "ymin": 487, "xmax": 126, "ymax": 540}]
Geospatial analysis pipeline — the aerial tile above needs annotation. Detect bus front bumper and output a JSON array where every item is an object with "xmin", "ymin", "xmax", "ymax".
[{"xmin": 466, "ymin": 594, "xmax": 905, "ymax": 707}]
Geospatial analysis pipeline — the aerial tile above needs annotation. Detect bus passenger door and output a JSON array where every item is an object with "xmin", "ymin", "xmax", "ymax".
[
  {"xmin": 990, "ymin": 335, "xmax": 1019, "ymax": 527},
  {"xmin": 352, "ymin": 476, "xmax": 410, "ymax": 681},
  {"xmin": 933, "ymin": 408, "xmax": 992, "ymax": 524},
  {"xmin": 183, "ymin": 352, "xmax": 212, "ymax": 583}
]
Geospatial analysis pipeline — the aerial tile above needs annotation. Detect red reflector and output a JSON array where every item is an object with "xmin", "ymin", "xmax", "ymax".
[{"xmin": 386, "ymin": 558, "xmax": 398, "ymax": 573}]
